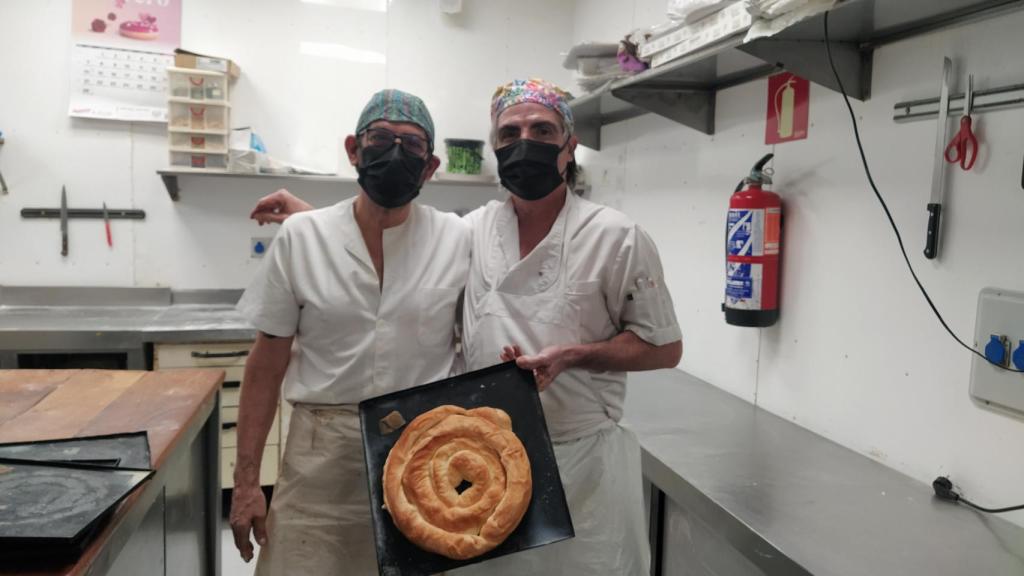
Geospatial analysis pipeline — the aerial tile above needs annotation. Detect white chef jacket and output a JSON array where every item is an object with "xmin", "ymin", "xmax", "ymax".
[
  {"xmin": 237, "ymin": 198, "xmax": 470, "ymax": 405},
  {"xmin": 462, "ymin": 191, "xmax": 682, "ymax": 442}
]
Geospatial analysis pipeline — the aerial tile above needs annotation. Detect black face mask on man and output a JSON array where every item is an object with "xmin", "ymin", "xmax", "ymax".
[
  {"xmin": 356, "ymin": 143, "xmax": 428, "ymax": 209},
  {"xmin": 495, "ymin": 138, "xmax": 569, "ymax": 201}
]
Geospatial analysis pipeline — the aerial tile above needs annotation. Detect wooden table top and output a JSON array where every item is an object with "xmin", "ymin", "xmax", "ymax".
[{"xmin": 0, "ymin": 369, "xmax": 224, "ymax": 576}]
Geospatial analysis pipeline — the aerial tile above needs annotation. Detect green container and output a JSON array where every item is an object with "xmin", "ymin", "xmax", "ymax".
[{"xmin": 444, "ymin": 139, "xmax": 484, "ymax": 175}]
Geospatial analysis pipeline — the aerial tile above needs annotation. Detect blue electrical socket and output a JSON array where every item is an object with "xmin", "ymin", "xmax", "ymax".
[
  {"xmin": 985, "ymin": 335, "xmax": 1009, "ymax": 366},
  {"xmin": 1013, "ymin": 340, "xmax": 1024, "ymax": 371},
  {"xmin": 251, "ymin": 237, "xmax": 272, "ymax": 258}
]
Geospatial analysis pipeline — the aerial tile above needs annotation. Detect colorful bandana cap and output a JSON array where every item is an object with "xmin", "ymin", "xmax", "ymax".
[
  {"xmin": 356, "ymin": 89, "xmax": 435, "ymax": 146},
  {"xmin": 491, "ymin": 78, "xmax": 575, "ymax": 135}
]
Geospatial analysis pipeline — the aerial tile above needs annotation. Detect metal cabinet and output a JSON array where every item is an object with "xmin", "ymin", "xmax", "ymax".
[{"xmin": 154, "ymin": 341, "xmax": 284, "ymax": 489}]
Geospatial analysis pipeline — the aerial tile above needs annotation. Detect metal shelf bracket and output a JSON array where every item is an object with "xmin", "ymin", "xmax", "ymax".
[
  {"xmin": 611, "ymin": 87, "xmax": 716, "ymax": 135},
  {"xmin": 739, "ymin": 39, "xmax": 872, "ymax": 100}
]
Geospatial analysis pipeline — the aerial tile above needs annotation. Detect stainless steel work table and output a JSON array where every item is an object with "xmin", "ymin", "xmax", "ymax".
[
  {"xmin": 625, "ymin": 369, "xmax": 1024, "ymax": 575},
  {"xmin": 0, "ymin": 287, "xmax": 255, "ymax": 368}
]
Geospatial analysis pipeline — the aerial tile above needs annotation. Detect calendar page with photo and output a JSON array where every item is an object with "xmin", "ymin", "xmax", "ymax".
[{"xmin": 68, "ymin": 0, "xmax": 182, "ymax": 122}]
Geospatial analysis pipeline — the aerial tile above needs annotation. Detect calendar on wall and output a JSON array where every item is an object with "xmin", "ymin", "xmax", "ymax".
[{"xmin": 68, "ymin": 0, "xmax": 182, "ymax": 122}]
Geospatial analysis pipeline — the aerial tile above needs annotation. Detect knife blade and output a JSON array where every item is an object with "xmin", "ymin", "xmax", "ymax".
[
  {"xmin": 924, "ymin": 57, "xmax": 952, "ymax": 260},
  {"xmin": 60, "ymin": 186, "xmax": 68, "ymax": 257}
]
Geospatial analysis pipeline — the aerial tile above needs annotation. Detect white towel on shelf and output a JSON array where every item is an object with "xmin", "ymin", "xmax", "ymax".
[
  {"xmin": 667, "ymin": 0, "xmax": 740, "ymax": 24},
  {"xmin": 744, "ymin": 0, "xmax": 837, "ymax": 40}
]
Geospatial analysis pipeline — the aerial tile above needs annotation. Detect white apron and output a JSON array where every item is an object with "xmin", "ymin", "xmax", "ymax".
[
  {"xmin": 457, "ymin": 196, "xmax": 651, "ymax": 575},
  {"xmin": 255, "ymin": 404, "xmax": 378, "ymax": 576}
]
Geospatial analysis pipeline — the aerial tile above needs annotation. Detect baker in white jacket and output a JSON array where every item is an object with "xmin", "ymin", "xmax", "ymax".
[
  {"xmin": 250, "ymin": 78, "xmax": 682, "ymax": 576},
  {"xmin": 454, "ymin": 78, "xmax": 682, "ymax": 575},
  {"xmin": 232, "ymin": 89, "xmax": 469, "ymax": 576}
]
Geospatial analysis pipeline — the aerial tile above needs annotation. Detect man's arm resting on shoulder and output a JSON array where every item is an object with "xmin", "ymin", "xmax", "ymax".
[{"xmin": 229, "ymin": 331, "xmax": 293, "ymax": 562}]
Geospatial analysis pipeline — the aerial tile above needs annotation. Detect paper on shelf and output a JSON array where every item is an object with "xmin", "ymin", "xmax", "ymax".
[{"xmin": 647, "ymin": 3, "xmax": 753, "ymax": 68}]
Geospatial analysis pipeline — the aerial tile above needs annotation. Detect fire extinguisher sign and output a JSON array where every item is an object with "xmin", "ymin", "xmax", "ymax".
[{"xmin": 765, "ymin": 72, "xmax": 809, "ymax": 145}]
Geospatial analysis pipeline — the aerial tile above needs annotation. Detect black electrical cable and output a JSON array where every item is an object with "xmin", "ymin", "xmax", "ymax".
[
  {"xmin": 933, "ymin": 476, "xmax": 1024, "ymax": 514},
  {"xmin": 823, "ymin": 11, "xmax": 1024, "ymax": 374}
]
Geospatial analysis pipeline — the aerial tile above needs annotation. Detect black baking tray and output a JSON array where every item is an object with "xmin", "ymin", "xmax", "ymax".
[
  {"xmin": 358, "ymin": 361, "xmax": 574, "ymax": 576},
  {"xmin": 0, "ymin": 431, "xmax": 151, "ymax": 469},
  {"xmin": 0, "ymin": 457, "xmax": 154, "ymax": 562}
]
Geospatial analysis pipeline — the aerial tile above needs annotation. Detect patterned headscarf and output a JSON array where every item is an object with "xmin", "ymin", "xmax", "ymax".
[
  {"xmin": 490, "ymin": 78, "xmax": 575, "ymax": 135},
  {"xmin": 356, "ymin": 89, "xmax": 435, "ymax": 146}
]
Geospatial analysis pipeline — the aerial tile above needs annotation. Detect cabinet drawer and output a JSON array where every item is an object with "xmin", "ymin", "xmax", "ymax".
[
  {"xmin": 221, "ymin": 445, "xmax": 278, "ymax": 489},
  {"xmin": 221, "ymin": 408, "xmax": 281, "ymax": 448},
  {"xmin": 222, "ymin": 381, "xmax": 242, "ymax": 408},
  {"xmin": 156, "ymin": 341, "xmax": 253, "ymax": 369}
]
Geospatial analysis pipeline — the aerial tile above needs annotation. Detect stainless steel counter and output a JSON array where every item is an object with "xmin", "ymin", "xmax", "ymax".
[
  {"xmin": 0, "ymin": 287, "xmax": 255, "ymax": 368},
  {"xmin": 624, "ymin": 369, "xmax": 1024, "ymax": 576}
]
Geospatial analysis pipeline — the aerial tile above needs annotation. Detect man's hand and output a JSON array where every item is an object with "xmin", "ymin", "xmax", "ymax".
[
  {"xmin": 504, "ymin": 345, "xmax": 577, "ymax": 391},
  {"xmin": 229, "ymin": 482, "xmax": 269, "ymax": 563},
  {"xmin": 250, "ymin": 188, "xmax": 314, "ymax": 225}
]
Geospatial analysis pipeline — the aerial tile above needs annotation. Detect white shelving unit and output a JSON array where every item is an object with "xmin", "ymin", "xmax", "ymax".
[{"xmin": 166, "ymin": 66, "xmax": 231, "ymax": 170}]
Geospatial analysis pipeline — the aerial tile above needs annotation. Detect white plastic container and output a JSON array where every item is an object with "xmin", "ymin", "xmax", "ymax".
[
  {"xmin": 168, "ymin": 102, "xmax": 228, "ymax": 130},
  {"xmin": 170, "ymin": 132, "xmax": 227, "ymax": 152},
  {"xmin": 170, "ymin": 151, "xmax": 228, "ymax": 170},
  {"xmin": 167, "ymin": 67, "xmax": 229, "ymax": 103}
]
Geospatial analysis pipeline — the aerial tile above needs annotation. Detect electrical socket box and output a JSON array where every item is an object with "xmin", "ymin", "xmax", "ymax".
[
  {"xmin": 970, "ymin": 287, "xmax": 1024, "ymax": 417},
  {"xmin": 251, "ymin": 237, "xmax": 272, "ymax": 258}
]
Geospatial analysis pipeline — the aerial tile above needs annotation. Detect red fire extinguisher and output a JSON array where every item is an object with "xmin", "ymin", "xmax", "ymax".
[{"xmin": 724, "ymin": 153, "xmax": 782, "ymax": 327}]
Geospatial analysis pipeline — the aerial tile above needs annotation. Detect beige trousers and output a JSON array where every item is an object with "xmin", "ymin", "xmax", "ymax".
[{"xmin": 255, "ymin": 404, "xmax": 378, "ymax": 576}]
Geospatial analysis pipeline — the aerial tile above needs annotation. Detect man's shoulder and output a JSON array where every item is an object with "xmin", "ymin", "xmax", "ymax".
[
  {"xmin": 415, "ymin": 204, "xmax": 471, "ymax": 237},
  {"xmin": 572, "ymin": 196, "xmax": 638, "ymax": 237},
  {"xmin": 282, "ymin": 200, "xmax": 349, "ymax": 231},
  {"xmin": 453, "ymin": 200, "xmax": 501, "ymax": 233}
]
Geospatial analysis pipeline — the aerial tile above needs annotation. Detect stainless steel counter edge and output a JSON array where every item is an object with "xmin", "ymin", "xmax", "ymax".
[
  {"xmin": 0, "ymin": 286, "xmax": 244, "ymax": 307},
  {"xmin": 9, "ymin": 328, "xmax": 257, "ymax": 349},
  {"xmin": 624, "ymin": 369, "xmax": 1024, "ymax": 576}
]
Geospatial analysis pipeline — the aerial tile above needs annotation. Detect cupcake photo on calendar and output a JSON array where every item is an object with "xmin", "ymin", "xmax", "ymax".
[
  {"xmin": 74, "ymin": 0, "xmax": 180, "ymax": 52},
  {"xmin": 118, "ymin": 13, "xmax": 160, "ymax": 41}
]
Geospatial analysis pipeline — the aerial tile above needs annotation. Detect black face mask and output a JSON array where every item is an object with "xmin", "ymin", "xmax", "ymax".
[
  {"xmin": 495, "ymin": 139, "xmax": 568, "ymax": 201},
  {"xmin": 356, "ymin": 143, "xmax": 428, "ymax": 209}
]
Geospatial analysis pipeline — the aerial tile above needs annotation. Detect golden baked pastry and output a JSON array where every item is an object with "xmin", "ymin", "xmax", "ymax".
[{"xmin": 382, "ymin": 405, "xmax": 532, "ymax": 559}]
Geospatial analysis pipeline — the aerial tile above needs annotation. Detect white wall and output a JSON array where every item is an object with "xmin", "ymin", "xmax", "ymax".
[
  {"xmin": 0, "ymin": 0, "xmax": 574, "ymax": 288},
  {"xmin": 574, "ymin": 0, "xmax": 1024, "ymax": 527}
]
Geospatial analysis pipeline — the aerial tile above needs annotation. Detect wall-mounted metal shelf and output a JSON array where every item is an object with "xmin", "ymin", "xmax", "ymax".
[
  {"xmin": 572, "ymin": 0, "xmax": 1024, "ymax": 149},
  {"xmin": 157, "ymin": 170, "xmax": 498, "ymax": 201}
]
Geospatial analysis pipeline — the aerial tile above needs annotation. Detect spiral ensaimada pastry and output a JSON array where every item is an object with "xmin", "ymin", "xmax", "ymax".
[{"xmin": 382, "ymin": 405, "xmax": 532, "ymax": 559}]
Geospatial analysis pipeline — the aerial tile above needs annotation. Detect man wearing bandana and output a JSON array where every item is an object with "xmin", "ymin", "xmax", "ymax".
[
  {"xmin": 231, "ymin": 89, "xmax": 470, "ymax": 575},
  {"xmin": 250, "ymin": 79, "xmax": 683, "ymax": 575}
]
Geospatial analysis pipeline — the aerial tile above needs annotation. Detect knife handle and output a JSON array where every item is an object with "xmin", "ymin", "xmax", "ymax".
[{"xmin": 924, "ymin": 203, "xmax": 942, "ymax": 260}]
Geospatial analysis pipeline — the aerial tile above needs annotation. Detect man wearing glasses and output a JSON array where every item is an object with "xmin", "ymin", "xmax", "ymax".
[{"xmin": 230, "ymin": 89, "xmax": 470, "ymax": 575}]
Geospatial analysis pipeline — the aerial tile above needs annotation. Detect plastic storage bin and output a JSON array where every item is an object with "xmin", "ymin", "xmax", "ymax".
[
  {"xmin": 168, "ymin": 67, "xmax": 228, "ymax": 102},
  {"xmin": 170, "ymin": 151, "xmax": 227, "ymax": 170},
  {"xmin": 444, "ymin": 139, "xmax": 484, "ymax": 175},
  {"xmin": 169, "ymin": 102, "xmax": 228, "ymax": 130},
  {"xmin": 170, "ymin": 132, "xmax": 227, "ymax": 152}
]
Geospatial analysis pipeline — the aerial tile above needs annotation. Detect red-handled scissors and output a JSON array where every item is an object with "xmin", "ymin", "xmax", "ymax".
[{"xmin": 944, "ymin": 74, "xmax": 978, "ymax": 171}]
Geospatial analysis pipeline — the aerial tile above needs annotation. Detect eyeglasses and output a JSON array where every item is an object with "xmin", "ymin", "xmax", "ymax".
[{"xmin": 360, "ymin": 128, "xmax": 431, "ymax": 158}]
